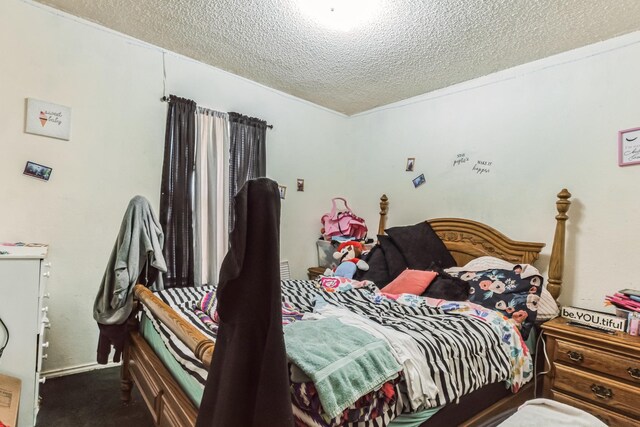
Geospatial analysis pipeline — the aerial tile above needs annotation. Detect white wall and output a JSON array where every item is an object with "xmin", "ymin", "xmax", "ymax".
[
  {"xmin": 0, "ymin": 0, "xmax": 349, "ymax": 374},
  {"xmin": 3, "ymin": 0, "xmax": 640, "ymax": 375},
  {"xmin": 347, "ymin": 31, "xmax": 640, "ymax": 312}
]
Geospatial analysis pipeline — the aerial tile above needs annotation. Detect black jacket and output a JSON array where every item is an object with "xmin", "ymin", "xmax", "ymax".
[{"xmin": 196, "ymin": 178, "xmax": 293, "ymax": 427}]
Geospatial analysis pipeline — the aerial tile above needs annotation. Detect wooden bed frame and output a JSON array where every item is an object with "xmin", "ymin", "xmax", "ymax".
[{"xmin": 121, "ymin": 188, "xmax": 572, "ymax": 426}]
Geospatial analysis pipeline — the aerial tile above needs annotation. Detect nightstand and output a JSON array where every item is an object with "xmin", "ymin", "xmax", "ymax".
[
  {"xmin": 542, "ymin": 317, "xmax": 640, "ymax": 426},
  {"xmin": 307, "ymin": 266, "xmax": 325, "ymax": 280}
]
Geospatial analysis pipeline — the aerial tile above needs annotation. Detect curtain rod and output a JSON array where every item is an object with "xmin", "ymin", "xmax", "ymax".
[{"xmin": 161, "ymin": 96, "xmax": 273, "ymax": 129}]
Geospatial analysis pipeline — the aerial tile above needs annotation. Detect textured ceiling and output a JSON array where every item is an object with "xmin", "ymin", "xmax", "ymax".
[{"xmin": 35, "ymin": 0, "xmax": 640, "ymax": 115}]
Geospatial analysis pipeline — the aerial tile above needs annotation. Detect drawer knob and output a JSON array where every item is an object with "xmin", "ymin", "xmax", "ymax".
[
  {"xmin": 566, "ymin": 350, "xmax": 584, "ymax": 363},
  {"xmin": 590, "ymin": 384, "xmax": 613, "ymax": 400},
  {"xmin": 627, "ymin": 367, "xmax": 640, "ymax": 380}
]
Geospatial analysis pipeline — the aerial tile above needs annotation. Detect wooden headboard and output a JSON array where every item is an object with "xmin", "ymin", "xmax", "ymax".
[{"xmin": 376, "ymin": 189, "xmax": 571, "ymax": 300}]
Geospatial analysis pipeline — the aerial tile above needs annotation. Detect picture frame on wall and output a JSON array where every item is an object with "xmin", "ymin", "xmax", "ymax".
[
  {"xmin": 412, "ymin": 173, "xmax": 426, "ymax": 188},
  {"xmin": 619, "ymin": 127, "xmax": 640, "ymax": 166},
  {"xmin": 296, "ymin": 179, "xmax": 305, "ymax": 192},
  {"xmin": 23, "ymin": 161, "xmax": 52, "ymax": 181},
  {"xmin": 406, "ymin": 157, "xmax": 415, "ymax": 172},
  {"xmin": 278, "ymin": 185, "xmax": 287, "ymax": 199},
  {"xmin": 25, "ymin": 98, "xmax": 72, "ymax": 140}
]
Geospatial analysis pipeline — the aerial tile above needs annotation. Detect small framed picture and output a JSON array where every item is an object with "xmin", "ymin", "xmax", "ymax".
[
  {"xmin": 278, "ymin": 185, "xmax": 287, "ymax": 199},
  {"xmin": 23, "ymin": 161, "xmax": 52, "ymax": 181},
  {"xmin": 406, "ymin": 157, "xmax": 415, "ymax": 172},
  {"xmin": 296, "ymin": 179, "xmax": 305, "ymax": 192},
  {"xmin": 412, "ymin": 173, "xmax": 426, "ymax": 188},
  {"xmin": 25, "ymin": 98, "xmax": 72, "ymax": 140},
  {"xmin": 619, "ymin": 127, "xmax": 640, "ymax": 166}
]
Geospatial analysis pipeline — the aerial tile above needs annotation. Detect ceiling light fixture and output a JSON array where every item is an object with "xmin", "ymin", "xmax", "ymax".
[{"xmin": 298, "ymin": 0, "xmax": 382, "ymax": 32}]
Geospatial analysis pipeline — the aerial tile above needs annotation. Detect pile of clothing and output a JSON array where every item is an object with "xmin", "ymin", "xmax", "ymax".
[{"xmin": 604, "ymin": 289, "xmax": 640, "ymax": 335}]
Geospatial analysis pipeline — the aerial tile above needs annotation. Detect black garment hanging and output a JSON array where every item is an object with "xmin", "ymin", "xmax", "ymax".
[{"xmin": 196, "ymin": 178, "xmax": 293, "ymax": 427}]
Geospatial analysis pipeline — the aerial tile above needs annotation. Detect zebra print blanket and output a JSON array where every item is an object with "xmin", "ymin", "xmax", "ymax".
[{"xmin": 140, "ymin": 279, "xmax": 532, "ymax": 417}]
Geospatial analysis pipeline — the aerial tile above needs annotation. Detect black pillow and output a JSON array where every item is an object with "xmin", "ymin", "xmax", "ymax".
[
  {"xmin": 377, "ymin": 235, "xmax": 408, "ymax": 280},
  {"xmin": 421, "ymin": 263, "xmax": 470, "ymax": 301},
  {"xmin": 385, "ymin": 222, "xmax": 456, "ymax": 270},
  {"xmin": 354, "ymin": 243, "xmax": 391, "ymax": 288}
]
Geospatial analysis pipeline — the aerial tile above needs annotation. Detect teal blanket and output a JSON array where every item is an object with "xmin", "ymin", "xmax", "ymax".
[{"xmin": 284, "ymin": 317, "xmax": 401, "ymax": 418}]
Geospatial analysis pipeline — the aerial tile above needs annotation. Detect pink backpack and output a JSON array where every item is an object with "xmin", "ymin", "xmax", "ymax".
[{"xmin": 320, "ymin": 198, "xmax": 368, "ymax": 240}]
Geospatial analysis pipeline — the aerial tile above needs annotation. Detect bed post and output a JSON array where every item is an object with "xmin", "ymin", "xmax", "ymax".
[
  {"xmin": 547, "ymin": 188, "xmax": 571, "ymax": 300},
  {"xmin": 120, "ymin": 305, "xmax": 137, "ymax": 405},
  {"xmin": 377, "ymin": 194, "xmax": 389, "ymax": 236}
]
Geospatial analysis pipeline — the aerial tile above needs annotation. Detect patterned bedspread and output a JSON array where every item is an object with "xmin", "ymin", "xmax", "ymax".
[{"xmin": 141, "ymin": 279, "xmax": 532, "ymax": 425}]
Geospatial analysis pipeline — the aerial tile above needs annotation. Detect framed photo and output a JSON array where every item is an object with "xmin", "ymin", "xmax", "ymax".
[
  {"xmin": 619, "ymin": 127, "xmax": 640, "ymax": 166},
  {"xmin": 23, "ymin": 161, "xmax": 52, "ymax": 181},
  {"xmin": 278, "ymin": 185, "xmax": 287, "ymax": 199},
  {"xmin": 406, "ymin": 157, "xmax": 415, "ymax": 172},
  {"xmin": 412, "ymin": 173, "xmax": 426, "ymax": 188},
  {"xmin": 296, "ymin": 179, "xmax": 305, "ymax": 192},
  {"xmin": 25, "ymin": 98, "xmax": 72, "ymax": 140}
]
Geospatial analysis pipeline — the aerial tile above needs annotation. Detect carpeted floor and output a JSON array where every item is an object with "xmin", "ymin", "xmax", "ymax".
[{"xmin": 36, "ymin": 366, "xmax": 154, "ymax": 427}]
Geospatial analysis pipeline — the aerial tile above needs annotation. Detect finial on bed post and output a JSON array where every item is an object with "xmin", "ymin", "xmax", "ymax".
[
  {"xmin": 547, "ymin": 189, "xmax": 571, "ymax": 300},
  {"xmin": 377, "ymin": 194, "xmax": 389, "ymax": 236}
]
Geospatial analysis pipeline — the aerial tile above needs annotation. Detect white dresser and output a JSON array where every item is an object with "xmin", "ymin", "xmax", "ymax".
[{"xmin": 0, "ymin": 244, "xmax": 50, "ymax": 427}]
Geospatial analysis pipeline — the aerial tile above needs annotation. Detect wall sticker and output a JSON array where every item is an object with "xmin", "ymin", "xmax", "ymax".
[
  {"xmin": 25, "ymin": 98, "xmax": 72, "ymax": 140},
  {"xmin": 619, "ymin": 127, "xmax": 640, "ymax": 167}
]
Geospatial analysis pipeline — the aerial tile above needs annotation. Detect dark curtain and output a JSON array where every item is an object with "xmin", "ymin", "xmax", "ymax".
[
  {"xmin": 228, "ymin": 112, "xmax": 267, "ymax": 231},
  {"xmin": 159, "ymin": 95, "xmax": 196, "ymax": 288}
]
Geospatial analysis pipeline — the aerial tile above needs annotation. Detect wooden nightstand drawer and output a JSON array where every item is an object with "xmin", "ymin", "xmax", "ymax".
[
  {"xmin": 551, "ymin": 390, "xmax": 638, "ymax": 427},
  {"xmin": 555, "ymin": 339, "xmax": 640, "ymax": 384},
  {"xmin": 554, "ymin": 364, "xmax": 640, "ymax": 418}
]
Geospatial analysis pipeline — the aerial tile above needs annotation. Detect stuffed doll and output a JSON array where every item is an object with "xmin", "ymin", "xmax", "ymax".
[{"xmin": 325, "ymin": 241, "xmax": 369, "ymax": 279}]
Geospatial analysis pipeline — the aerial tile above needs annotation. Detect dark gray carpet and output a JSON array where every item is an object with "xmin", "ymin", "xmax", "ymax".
[{"xmin": 37, "ymin": 366, "xmax": 154, "ymax": 427}]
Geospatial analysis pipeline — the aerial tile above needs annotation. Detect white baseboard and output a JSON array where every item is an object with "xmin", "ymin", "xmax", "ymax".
[{"xmin": 41, "ymin": 361, "xmax": 120, "ymax": 379}]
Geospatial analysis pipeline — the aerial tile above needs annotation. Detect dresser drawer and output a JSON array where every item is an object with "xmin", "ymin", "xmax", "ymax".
[
  {"xmin": 554, "ymin": 364, "xmax": 640, "ymax": 418},
  {"xmin": 556, "ymin": 339, "xmax": 640, "ymax": 384},
  {"xmin": 551, "ymin": 390, "xmax": 638, "ymax": 427}
]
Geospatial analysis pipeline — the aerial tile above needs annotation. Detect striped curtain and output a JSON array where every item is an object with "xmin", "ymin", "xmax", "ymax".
[{"xmin": 228, "ymin": 112, "xmax": 267, "ymax": 231}]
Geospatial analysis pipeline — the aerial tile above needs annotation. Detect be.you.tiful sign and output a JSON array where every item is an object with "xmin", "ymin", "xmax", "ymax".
[{"xmin": 25, "ymin": 98, "xmax": 71, "ymax": 140}]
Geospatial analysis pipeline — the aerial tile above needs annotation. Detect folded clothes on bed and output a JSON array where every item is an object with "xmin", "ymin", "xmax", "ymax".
[
  {"xmin": 308, "ymin": 302, "xmax": 439, "ymax": 411},
  {"xmin": 290, "ymin": 374, "xmax": 403, "ymax": 427},
  {"xmin": 284, "ymin": 316, "xmax": 402, "ymax": 418}
]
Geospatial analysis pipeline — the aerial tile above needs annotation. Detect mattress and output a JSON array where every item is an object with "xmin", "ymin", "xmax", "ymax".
[{"xmin": 139, "ymin": 312, "xmax": 204, "ymax": 405}]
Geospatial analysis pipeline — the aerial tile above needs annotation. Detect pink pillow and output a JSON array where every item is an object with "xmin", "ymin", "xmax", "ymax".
[{"xmin": 381, "ymin": 269, "xmax": 438, "ymax": 295}]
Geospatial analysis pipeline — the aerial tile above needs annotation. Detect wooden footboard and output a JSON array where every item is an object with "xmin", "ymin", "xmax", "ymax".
[
  {"xmin": 133, "ymin": 286, "xmax": 214, "ymax": 369},
  {"xmin": 128, "ymin": 329, "xmax": 198, "ymax": 426},
  {"xmin": 121, "ymin": 286, "xmax": 209, "ymax": 427}
]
